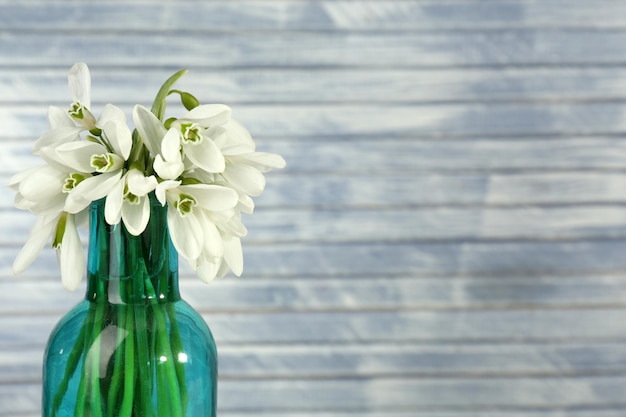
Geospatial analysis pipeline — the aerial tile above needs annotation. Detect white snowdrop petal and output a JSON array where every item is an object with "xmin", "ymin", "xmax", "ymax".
[
  {"xmin": 12, "ymin": 216, "xmax": 57, "ymax": 275},
  {"xmin": 195, "ymin": 258, "xmax": 221, "ymax": 283},
  {"xmin": 133, "ymin": 105, "xmax": 166, "ymax": 156},
  {"xmin": 222, "ymin": 163, "xmax": 266, "ymax": 196},
  {"xmin": 65, "ymin": 171, "xmax": 122, "ymax": 214},
  {"xmin": 183, "ymin": 104, "xmax": 231, "ymax": 127},
  {"xmin": 121, "ymin": 195, "xmax": 150, "ymax": 236},
  {"xmin": 48, "ymin": 141, "xmax": 108, "ymax": 173},
  {"xmin": 155, "ymin": 180, "xmax": 180, "ymax": 206},
  {"xmin": 59, "ymin": 214, "xmax": 84, "ymax": 291},
  {"xmin": 154, "ymin": 155, "xmax": 184, "ymax": 180},
  {"xmin": 19, "ymin": 166, "xmax": 66, "ymax": 202},
  {"xmin": 126, "ymin": 170, "xmax": 158, "ymax": 196},
  {"xmin": 105, "ymin": 179, "xmax": 124, "ymax": 225},
  {"xmin": 68, "ymin": 62, "xmax": 91, "ymax": 108},
  {"xmin": 97, "ymin": 104, "xmax": 126, "ymax": 129},
  {"xmin": 197, "ymin": 211, "xmax": 224, "ymax": 258},
  {"xmin": 33, "ymin": 127, "xmax": 83, "ymax": 154},
  {"xmin": 162, "ymin": 128, "xmax": 182, "ymax": 161},
  {"xmin": 222, "ymin": 119, "xmax": 255, "ymax": 148},
  {"xmin": 103, "ymin": 119, "xmax": 132, "ymax": 160},
  {"xmin": 48, "ymin": 106, "xmax": 76, "ymax": 129},
  {"xmin": 237, "ymin": 152, "xmax": 287, "ymax": 172},
  {"xmin": 167, "ymin": 209, "xmax": 203, "ymax": 260},
  {"xmin": 223, "ymin": 236, "xmax": 243, "ymax": 276},
  {"xmin": 184, "ymin": 137, "xmax": 225, "ymax": 173},
  {"xmin": 179, "ymin": 184, "xmax": 238, "ymax": 212}
]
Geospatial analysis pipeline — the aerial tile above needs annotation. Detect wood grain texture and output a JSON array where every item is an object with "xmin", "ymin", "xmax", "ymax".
[
  {"xmin": 9, "ymin": 67, "xmax": 626, "ymax": 104},
  {"xmin": 6, "ymin": 30, "xmax": 626, "ymax": 68},
  {"xmin": 8, "ymin": 0, "xmax": 626, "ymax": 31},
  {"xmin": 6, "ymin": 0, "xmax": 626, "ymax": 32},
  {"xmin": 2, "ymin": 376, "xmax": 626, "ymax": 415},
  {"xmin": 3, "ymin": 0, "xmax": 626, "ymax": 414}
]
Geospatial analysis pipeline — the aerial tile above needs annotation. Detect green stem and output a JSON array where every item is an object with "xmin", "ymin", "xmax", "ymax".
[
  {"xmin": 168, "ymin": 303, "xmax": 188, "ymax": 415},
  {"xmin": 150, "ymin": 69, "xmax": 188, "ymax": 121},
  {"xmin": 106, "ymin": 307, "xmax": 126, "ymax": 417},
  {"xmin": 51, "ymin": 317, "xmax": 89, "ymax": 417},
  {"xmin": 119, "ymin": 305, "xmax": 135, "ymax": 417},
  {"xmin": 73, "ymin": 304, "xmax": 97, "ymax": 417},
  {"xmin": 89, "ymin": 302, "xmax": 105, "ymax": 417},
  {"xmin": 145, "ymin": 277, "xmax": 183, "ymax": 414}
]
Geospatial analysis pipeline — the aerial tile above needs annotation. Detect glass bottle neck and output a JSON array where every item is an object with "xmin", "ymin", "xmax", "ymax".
[{"xmin": 86, "ymin": 196, "xmax": 180, "ymax": 304}]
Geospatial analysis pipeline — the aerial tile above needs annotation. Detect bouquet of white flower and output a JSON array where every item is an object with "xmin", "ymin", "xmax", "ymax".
[{"xmin": 10, "ymin": 62, "xmax": 285, "ymax": 290}]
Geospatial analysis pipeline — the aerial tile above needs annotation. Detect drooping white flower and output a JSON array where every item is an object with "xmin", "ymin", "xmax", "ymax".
[
  {"xmin": 12, "ymin": 62, "xmax": 287, "ymax": 288},
  {"xmin": 134, "ymin": 104, "xmax": 229, "ymax": 174},
  {"xmin": 153, "ymin": 128, "xmax": 185, "ymax": 180},
  {"xmin": 170, "ymin": 104, "xmax": 230, "ymax": 173},
  {"xmin": 13, "ymin": 211, "xmax": 86, "ymax": 291},
  {"xmin": 105, "ymin": 169, "xmax": 158, "ymax": 236},
  {"xmin": 156, "ymin": 181, "xmax": 238, "ymax": 264},
  {"xmin": 56, "ymin": 212, "xmax": 85, "ymax": 291},
  {"xmin": 66, "ymin": 62, "xmax": 96, "ymax": 130},
  {"xmin": 38, "ymin": 114, "xmax": 132, "ymax": 215}
]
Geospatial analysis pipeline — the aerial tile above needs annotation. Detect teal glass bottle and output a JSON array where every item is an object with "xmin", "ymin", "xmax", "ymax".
[{"xmin": 42, "ymin": 196, "xmax": 217, "ymax": 416}]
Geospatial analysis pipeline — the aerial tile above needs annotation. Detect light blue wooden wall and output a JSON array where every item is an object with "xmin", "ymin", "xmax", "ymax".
[{"xmin": 2, "ymin": 0, "xmax": 626, "ymax": 415}]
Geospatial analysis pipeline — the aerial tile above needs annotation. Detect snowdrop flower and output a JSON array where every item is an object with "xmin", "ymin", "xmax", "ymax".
[
  {"xmin": 134, "ymin": 104, "xmax": 228, "ymax": 174},
  {"xmin": 155, "ymin": 181, "xmax": 238, "ymax": 265},
  {"xmin": 39, "ymin": 115, "xmax": 131, "ymax": 215},
  {"xmin": 66, "ymin": 62, "xmax": 97, "ymax": 129},
  {"xmin": 105, "ymin": 169, "xmax": 158, "ymax": 236},
  {"xmin": 11, "ymin": 62, "xmax": 286, "ymax": 289},
  {"xmin": 33, "ymin": 62, "xmax": 126, "ymax": 153},
  {"xmin": 12, "ymin": 211, "xmax": 85, "ymax": 291},
  {"xmin": 153, "ymin": 129, "xmax": 185, "ymax": 180}
]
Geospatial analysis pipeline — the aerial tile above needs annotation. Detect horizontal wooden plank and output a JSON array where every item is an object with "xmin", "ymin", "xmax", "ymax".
[
  {"xmin": 5, "ymin": 240, "xmax": 626, "ymax": 280},
  {"xmin": 7, "ymin": 1, "xmax": 626, "ymax": 32},
  {"xmin": 9, "ymin": 134, "xmax": 626, "ymax": 177},
  {"xmin": 6, "ymin": 103, "xmax": 626, "ymax": 144},
  {"xmin": 4, "ymin": 341, "xmax": 626, "ymax": 383},
  {"xmin": 4, "ymin": 172, "xmax": 626, "ymax": 209},
  {"xmin": 183, "ymin": 412, "xmax": 626, "ymax": 417},
  {"xmin": 6, "ymin": 412, "xmax": 626, "ymax": 417},
  {"xmin": 7, "ymin": 30, "xmax": 626, "ymax": 69},
  {"xmin": 3, "ymin": 376, "xmax": 626, "ymax": 415},
  {"xmin": 3, "ymin": 273, "xmax": 626, "ymax": 315},
  {"xmin": 9, "ymin": 67, "xmax": 626, "ymax": 105},
  {"xmin": 3, "ymin": 309, "xmax": 626, "ymax": 347},
  {"xmin": 8, "ymin": 413, "xmax": 626, "ymax": 417},
  {"xmin": 6, "ymin": 205, "xmax": 626, "ymax": 245}
]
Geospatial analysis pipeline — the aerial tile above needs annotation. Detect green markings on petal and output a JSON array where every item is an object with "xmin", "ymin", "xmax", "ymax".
[
  {"xmin": 52, "ymin": 212, "xmax": 68, "ymax": 249},
  {"xmin": 90, "ymin": 153, "xmax": 124, "ymax": 173},
  {"xmin": 123, "ymin": 183, "xmax": 140, "ymax": 205},
  {"xmin": 179, "ymin": 123, "xmax": 203, "ymax": 144},
  {"xmin": 68, "ymin": 102, "xmax": 87, "ymax": 120},
  {"xmin": 173, "ymin": 193, "xmax": 197, "ymax": 216},
  {"xmin": 62, "ymin": 173, "xmax": 88, "ymax": 193}
]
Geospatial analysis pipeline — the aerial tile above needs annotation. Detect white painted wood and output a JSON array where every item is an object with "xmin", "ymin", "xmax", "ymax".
[
  {"xmin": 5, "ymin": 240, "xmax": 626, "ymax": 280},
  {"xmin": 10, "ymin": 67, "xmax": 626, "ymax": 104},
  {"xmin": 4, "ymin": 172, "xmax": 626, "ymax": 208},
  {"xmin": 3, "ymin": 0, "xmax": 626, "ymax": 414},
  {"xmin": 3, "ymin": 273, "xmax": 626, "ymax": 315},
  {"xmin": 3, "ymin": 376, "xmax": 626, "ymax": 415},
  {"xmin": 8, "ymin": 30, "xmax": 626, "ymax": 68},
  {"xmin": 6, "ymin": 0, "xmax": 626, "ymax": 32},
  {"xmin": 5, "ymin": 341, "xmax": 626, "ymax": 382},
  {"xmin": 7, "ymin": 103, "xmax": 626, "ymax": 143},
  {"xmin": 9, "ymin": 205, "xmax": 626, "ymax": 246},
  {"xmin": 3, "ymin": 309, "xmax": 626, "ymax": 348}
]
